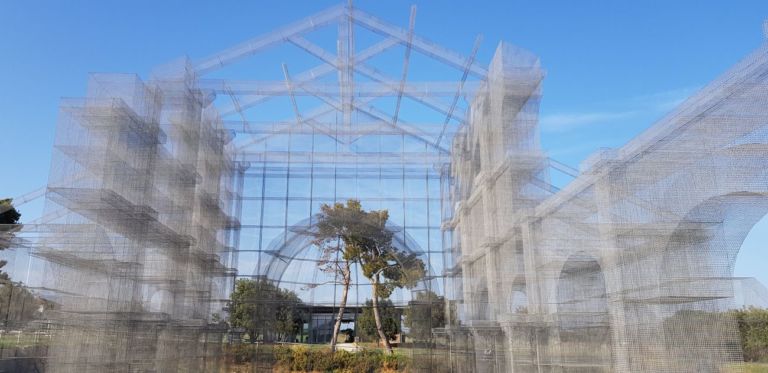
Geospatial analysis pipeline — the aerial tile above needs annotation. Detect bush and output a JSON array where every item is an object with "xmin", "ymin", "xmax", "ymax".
[
  {"xmin": 381, "ymin": 353, "xmax": 407, "ymax": 370},
  {"xmin": 332, "ymin": 350, "xmax": 355, "ymax": 371},
  {"xmin": 273, "ymin": 345, "xmax": 293, "ymax": 366},
  {"xmin": 230, "ymin": 344, "xmax": 257, "ymax": 364},
  {"xmin": 348, "ymin": 349, "xmax": 386, "ymax": 373},
  {"xmin": 290, "ymin": 345, "xmax": 310, "ymax": 371},
  {"xmin": 270, "ymin": 344, "xmax": 410, "ymax": 372},
  {"xmin": 309, "ymin": 348, "xmax": 335, "ymax": 371},
  {"xmin": 731, "ymin": 307, "xmax": 768, "ymax": 362}
]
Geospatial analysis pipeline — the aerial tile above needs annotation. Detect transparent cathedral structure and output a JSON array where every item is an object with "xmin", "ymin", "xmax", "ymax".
[{"xmin": 2, "ymin": 3, "xmax": 768, "ymax": 373}]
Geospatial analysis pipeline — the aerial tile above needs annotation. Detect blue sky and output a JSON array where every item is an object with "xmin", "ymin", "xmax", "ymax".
[{"xmin": 1, "ymin": 0, "xmax": 767, "ymax": 287}]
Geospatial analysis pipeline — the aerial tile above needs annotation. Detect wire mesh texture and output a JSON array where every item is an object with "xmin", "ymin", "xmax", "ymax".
[{"xmin": 1, "ymin": 2, "xmax": 768, "ymax": 372}]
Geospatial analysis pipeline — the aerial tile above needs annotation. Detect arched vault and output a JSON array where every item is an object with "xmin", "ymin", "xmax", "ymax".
[{"xmin": 257, "ymin": 216, "xmax": 437, "ymax": 290}]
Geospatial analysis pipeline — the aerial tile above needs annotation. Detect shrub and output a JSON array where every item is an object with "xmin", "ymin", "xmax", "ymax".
[
  {"xmin": 348, "ymin": 349, "xmax": 383, "ymax": 373},
  {"xmin": 290, "ymin": 345, "xmax": 310, "ymax": 371},
  {"xmin": 273, "ymin": 345, "xmax": 293, "ymax": 366},
  {"xmin": 268, "ymin": 344, "xmax": 410, "ymax": 372},
  {"xmin": 309, "ymin": 348, "xmax": 335, "ymax": 371},
  {"xmin": 382, "ymin": 353, "xmax": 408, "ymax": 370},
  {"xmin": 332, "ymin": 350, "xmax": 355, "ymax": 370},
  {"xmin": 230, "ymin": 344, "xmax": 256, "ymax": 364},
  {"xmin": 731, "ymin": 307, "xmax": 768, "ymax": 362}
]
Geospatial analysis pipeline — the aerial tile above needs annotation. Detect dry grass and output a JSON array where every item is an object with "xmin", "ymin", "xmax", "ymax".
[{"xmin": 722, "ymin": 362, "xmax": 768, "ymax": 373}]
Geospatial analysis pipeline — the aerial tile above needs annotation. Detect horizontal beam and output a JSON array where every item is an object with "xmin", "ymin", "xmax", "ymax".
[
  {"xmin": 237, "ymin": 150, "xmax": 451, "ymax": 165},
  {"xmin": 351, "ymin": 101, "xmax": 450, "ymax": 154},
  {"xmin": 223, "ymin": 120, "xmax": 457, "ymax": 136},
  {"xmin": 215, "ymin": 38, "xmax": 400, "ymax": 117},
  {"xmin": 284, "ymin": 85, "xmax": 450, "ymax": 154},
  {"xmin": 200, "ymin": 79, "xmax": 483, "ymax": 97},
  {"xmin": 284, "ymin": 36, "xmax": 469, "ymax": 119},
  {"xmin": 232, "ymin": 97, "xmax": 379, "ymax": 151},
  {"xmin": 355, "ymin": 64, "xmax": 466, "ymax": 119}
]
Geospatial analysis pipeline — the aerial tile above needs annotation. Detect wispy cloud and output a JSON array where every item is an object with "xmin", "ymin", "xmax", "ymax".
[
  {"xmin": 546, "ymin": 139, "xmax": 623, "ymax": 159},
  {"xmin": 540, "ymin": 111, "xmax": 637, "ymax": 133},
  {"xmin": 628, "ymin": 87, "xmax": 697, "ymax": 111},
  {"xmin": 539, "ymin": 86, "xmax": 699, "ymax": 134}
]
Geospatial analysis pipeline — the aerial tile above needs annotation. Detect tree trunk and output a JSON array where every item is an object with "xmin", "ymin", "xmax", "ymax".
[
  {"xmin": 330, "ymin": 261, "xmax": 351, "ymax": 352},
  {"xmin": 372, "ymin": 274, "xmax": 394, "ymax": 354}
]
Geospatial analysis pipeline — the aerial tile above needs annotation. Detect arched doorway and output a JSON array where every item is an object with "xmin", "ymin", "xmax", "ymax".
[
  {"xmin": 734, "ymin": 214, "xmax": 768, "ymax": 309},
  {"xmin": 659, "ymin": 192, "xmax": 768, "ymax": 370},
  {"xmin": 556, "ymin": 252, "xmax": 612, "ymax": 372}
]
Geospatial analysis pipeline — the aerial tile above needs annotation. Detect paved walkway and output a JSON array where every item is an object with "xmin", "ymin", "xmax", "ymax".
[{"xmin": 335, "ymin": 343, "xmax": 362, "ymax": 352}]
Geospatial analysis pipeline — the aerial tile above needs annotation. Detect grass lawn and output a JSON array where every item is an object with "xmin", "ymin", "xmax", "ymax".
[
  {"xmin": 722, "ymin": 362, "xmax": 768, "ymax": 373},
  {"xmin": 0, "ymin": 332, "xmax": 49, "ymax": 348}
]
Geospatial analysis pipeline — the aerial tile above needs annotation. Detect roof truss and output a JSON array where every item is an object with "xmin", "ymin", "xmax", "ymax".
[{"xmin": 189, "ymin": 2, "xmax": 487, "ymax": 156}]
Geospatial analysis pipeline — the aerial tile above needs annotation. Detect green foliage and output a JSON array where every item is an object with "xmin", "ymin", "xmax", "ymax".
[
  {"xmin": 313, "ymin": 200, "xmax": 365, "ymax": 349},
  {"xmin": 405, "ymin": 290, "xmax": 451, "ymax": 342},
  {"xmin": 722, "ymin": 362, "xmax": 768, "ymax": 373},
  {"xmin": 0, "ymin": 200, "xmax": 45, "ymax": 328},
  {"xmin": 742, "ymin": 362, "xmax": 768, "ymax": 373},
  {"xmin": 348, "ymin": 349, "xmax": 383, "ymax": 372},
  {"xmin": 272, "ymin": 344, "xmax": 410, "ymax": 372},
  {"xmin": 226, "ymin": 343, "xmax": 281, "ymax": 366},
  {"xmin": 273, "ymin": 344, "xmax": 293, "ymax": 366},
  {"xmin": 314, "ymin": 199, "xmax": 426, "ymax": 352},
  {"xmin": 315, "ymin": 199, "xmax": 426, "ymax": 297},
  {"xmin": 358, "ymin": 299, "xmax": 400, "ymax": 342},
  {"xmin": 0, "ymin": 282, "xmax": 48, "ymax": 327},
  {"xmin": 0, "ymin": 199, "xmax": 21, "ymax": 226},
  {"xmin": 228, "ymin": 279, "xmax": 306, "ymax": 342},
  {"xmin": 730, "ymin": 307, "xmax": 768, "ymax": 362},
  {"xmin": 381, "ymin": 353, "xmax": 408, "ymax": 370},
  {"xmin": 290, "ymin": 345, "xmax": 311, "ymax": 371},
  {"xmin": 332, "ymin": 200, "xmax": 426, "ymax": 296},
  {"xmin": 340, "ymin": 328, "xmax": 354, "ymax": 343},
  {"xmin": 662, "ymin": 308, "xmax": 768, "ymax": 364},
  {"xmin": 0, "ymin": 199, "xmax": 22, "ymax": 281},
  {"xmin": 314, "ymin": 200, "xmax": 369, "ymax": 264},
  {"xmin": 230, "ymin": 344, "xmax": 258, "ymax": 364}
]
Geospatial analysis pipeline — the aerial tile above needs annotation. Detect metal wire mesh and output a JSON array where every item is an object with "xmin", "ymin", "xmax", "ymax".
[{"xmin": 1, "ymin": 3, "xmax": 767, "ymax": 372}]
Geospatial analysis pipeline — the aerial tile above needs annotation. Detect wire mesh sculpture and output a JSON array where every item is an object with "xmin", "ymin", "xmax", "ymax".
[{"xmin": 0, "ymin": 2, "xmax": 767, "ymax": 372}]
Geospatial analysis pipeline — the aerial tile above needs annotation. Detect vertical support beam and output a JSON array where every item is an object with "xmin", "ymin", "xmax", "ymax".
[
  {"xmin": 230, "ymin": 162, "xmax": 248, "ymax": 290},
  {"xmin": 593, "ymin": 176, "xmax": 632, "ymax": 373},
  {"xmin": 436, "ymin": 35, "xmax": 482, "ymax": 147},
  {"xmin": 336, "ymin": 2, "xmax": 353, "ymax": 146},
  {"xmin": 282, "ymin": 63, "xmax": 303, "ymax": 126},
  {"xmin": 392, "ymin": 5, "xmax": 417, "ymax": 126},
  {"xmin": 347, "ymin": 0, "xmax": 355, "ymax": 136},
  {"xmin": 225, "ymin": 85, "xmax": 252, "ymax": 132}
]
